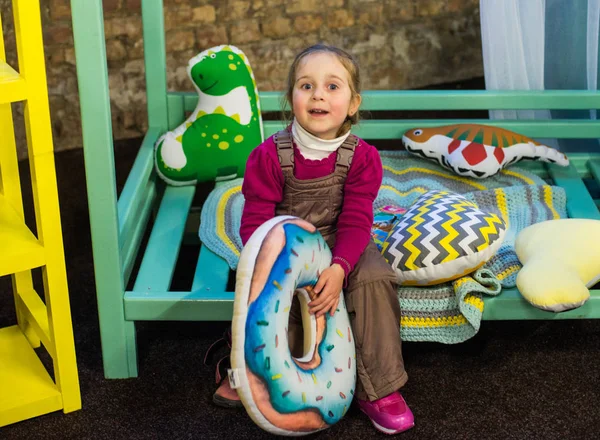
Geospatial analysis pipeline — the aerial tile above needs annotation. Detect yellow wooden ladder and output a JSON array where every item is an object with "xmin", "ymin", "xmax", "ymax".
[{"xmin": 0, "ymin": 1, "xmax": 81, "ymax": 426}]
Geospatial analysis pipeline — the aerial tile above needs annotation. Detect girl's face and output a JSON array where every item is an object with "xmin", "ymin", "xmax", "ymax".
[{"xmin": 292, "ymin": 52, "xmax": 361, "ymax": 140}]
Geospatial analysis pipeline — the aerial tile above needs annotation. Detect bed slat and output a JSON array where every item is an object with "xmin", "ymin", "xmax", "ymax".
[
  {"xmin": 174, "ymin": 90, "xmax": 600, "ymax": 113},
  {"xmin": 588, "ymin": 158, "xmax": 600, "ymax": 186},
  {"xmin": 117, "ymin": 129, "xmax": 160, "ymax": 233},
  {"xmin": 121, "ymin": 183, "xmax": 157, "ymax": 285},
  {"xmin": 124, "ymin": 290, "xmax": 234, "ymax": 321},
  {"xmin": 546, "ymin": 163, "xmax": 600, "ymax": 219},
  {"xmin": 262, "ymin": 120, "xmax": 600, "ymax": 140},
  {"xmin": 166, "ymin": 93, "xmax": 185, "ymax": 131},
  {"xmin": 132, "ymin": 185, "xmax": 195, "ymax": 292},
  {"xmin": 123, "ymin": 288, "xmax": 600, "ymax": 321},
  {"xmin": 483, "ymin": 288, "xmax": 600, "ymax": 319},
  {"xmin": 192, "ymin": 244, "xmax": 231, "ymax": 294},
  {"xmin": 118, "ymin": 129, "xmax": 161, "ymax": 280}
]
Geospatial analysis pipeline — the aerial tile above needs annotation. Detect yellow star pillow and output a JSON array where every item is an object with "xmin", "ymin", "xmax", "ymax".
[{"xmin": 515, "ymin": 219, "xmax": 600, "ymax": 312}]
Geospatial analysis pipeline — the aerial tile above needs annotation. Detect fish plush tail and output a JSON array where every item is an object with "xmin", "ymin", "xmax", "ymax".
[{"xmin": 530, "ymin": 142, "xmax": 569, "ymax": 166}]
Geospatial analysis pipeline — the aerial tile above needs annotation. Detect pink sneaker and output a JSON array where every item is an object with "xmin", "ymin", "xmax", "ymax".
[
  {"xmin": 204, "ymin": 328, "xmax": 243, "ymax": 408},
  {"xmin": 358, "ymin": 391, "xmax": 414, "ymax": 435},
  {"xmin": 213, "ymin": 376, "xmax": 243, "ymax": 408}
]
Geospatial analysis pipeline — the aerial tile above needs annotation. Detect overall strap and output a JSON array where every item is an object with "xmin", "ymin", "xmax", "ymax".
[
  {"xmin": 335, "ymin": 134, "xmax": 359, "ymax": 171},
  {"xmin": 274, "ymin": 129, "xmax": 294, "ymax": 170},
  {"xmin": 275, "ymin": 128, "xmax": 358, "ymax": 171}
]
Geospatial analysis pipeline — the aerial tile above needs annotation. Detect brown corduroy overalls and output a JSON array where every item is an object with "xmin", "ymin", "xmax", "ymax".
[{"xmin": 273, "ymin": 130, "xmax": 408, "ymax": 401}]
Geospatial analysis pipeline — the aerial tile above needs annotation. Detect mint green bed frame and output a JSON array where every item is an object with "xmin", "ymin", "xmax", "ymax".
[{"xmin": 71, "ymin": 0, "xmax": 600, "ymax": 379}]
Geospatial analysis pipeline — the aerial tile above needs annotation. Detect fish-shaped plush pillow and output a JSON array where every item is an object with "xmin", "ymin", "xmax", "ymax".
[{"xmin": 402, "ymin": 124, "xmax": 569, "ymax": 179}]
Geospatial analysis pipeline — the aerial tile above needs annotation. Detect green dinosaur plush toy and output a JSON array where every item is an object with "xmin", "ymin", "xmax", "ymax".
[{"xmin": 154, "ymin": 45, "xmax": 263, "ymax": 185}]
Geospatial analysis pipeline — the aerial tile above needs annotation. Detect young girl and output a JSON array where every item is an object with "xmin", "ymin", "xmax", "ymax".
[{"xmin": 215, "ymin": 44, "xmax": 414, "ymax": 435}]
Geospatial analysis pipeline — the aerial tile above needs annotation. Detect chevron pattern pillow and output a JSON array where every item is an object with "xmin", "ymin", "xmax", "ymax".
[{"xmin": 381, "ymin": 190, "xmax": 507, "ymax": 286}]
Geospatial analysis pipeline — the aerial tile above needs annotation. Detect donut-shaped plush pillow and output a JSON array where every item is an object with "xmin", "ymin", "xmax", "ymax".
[{"xmin": 230, "ymin": 216, "xmax": 356, "ymax": 436}]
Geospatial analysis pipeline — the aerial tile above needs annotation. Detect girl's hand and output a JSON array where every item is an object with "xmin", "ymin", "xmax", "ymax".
[{"xmin": 308, "ymin": 263, "xmax": 345, "ymax": 317}]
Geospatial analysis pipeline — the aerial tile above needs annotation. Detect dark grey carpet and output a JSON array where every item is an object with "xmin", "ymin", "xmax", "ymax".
[{"xmin": 2, "ymin": 78, "xmax": 600, "ymax": 439}]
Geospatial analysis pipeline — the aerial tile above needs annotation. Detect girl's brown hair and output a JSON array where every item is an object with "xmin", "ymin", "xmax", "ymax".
[{"xmin": 282, "ymin": 44, "xmax": 361, "ymax": 138}]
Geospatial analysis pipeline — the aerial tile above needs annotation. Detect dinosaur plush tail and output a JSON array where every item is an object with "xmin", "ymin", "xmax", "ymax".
[{"xmin": 154, "ymin": 133, "xmax": 197, "ymax": 186}]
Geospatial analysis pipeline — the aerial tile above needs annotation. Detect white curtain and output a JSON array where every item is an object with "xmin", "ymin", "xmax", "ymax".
[
  {"xmin": 587, "ymin": 0, "xmax": 600, "ymax": 119},
  {"xmin": 480, "ymin": 0, "xmax": 600, "ymax": 150}
]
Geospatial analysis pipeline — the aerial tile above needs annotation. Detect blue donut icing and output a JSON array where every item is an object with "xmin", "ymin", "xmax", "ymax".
[{"xmin": 244, "ymin": 223, "xmax": 356, "ymax": 425}]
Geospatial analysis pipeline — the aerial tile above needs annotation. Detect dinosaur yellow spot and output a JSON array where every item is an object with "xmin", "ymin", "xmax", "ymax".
[
  {"xmin": 219, "ymin": 141, "xmax": 230, "ymax": 150},
  {"xmin": 213, "ymin": 134, "xmax": 219, "ymax": 139},
  {"xmin": 222, "ymin": 128, "xmax": 228, "ymax": 133},
  {"xmin": 201, "ymin": 133, "xmax": 206, "ymax": 137},
  {"xmin": 207, "ymin": 143, "xmax": 211, "ymax": 147},
  {"xmin": 229, "ymin": 63, "xmax": 237, "ymax": 71},
  {"xmin": 231, "ymin": 114, "xmax": 241, "ymax": 123},
  {"xmin": 228, "ymin": 54, "xmax": 234, "ymax": 60},
  {"xmin": 214, "ymin": 106, "xmax": 226, "ymax": 115},
  {"xmin": 234, "ymin": 135, "xmax": 244, "ymax": 143}
]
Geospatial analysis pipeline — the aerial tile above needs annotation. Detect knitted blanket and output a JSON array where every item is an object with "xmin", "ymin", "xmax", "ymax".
[{"xmin": 199, "ymin": 151, "xmax": 567, "ymax": 343}]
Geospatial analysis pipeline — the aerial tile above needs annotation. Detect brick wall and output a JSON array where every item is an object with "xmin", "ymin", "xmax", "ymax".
[{"xmin": 1, "ymin": 0, "xmax": 483, "ymax": 158}]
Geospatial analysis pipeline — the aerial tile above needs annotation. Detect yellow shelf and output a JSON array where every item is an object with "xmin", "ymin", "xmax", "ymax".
[
  {"xmin": 0, "ymin": 194, "xmax": 46, "ymax": 277},
  {"xmin": 0, "ymin": 60, "xmax": 27, "ymax": 104},
  {"xmin": 0, "ymin": 325, "xmax": 63, "ymax": 427},
  {"xmin": 0, "ymin": 0, "xmax": 81, "ymax": 426}
]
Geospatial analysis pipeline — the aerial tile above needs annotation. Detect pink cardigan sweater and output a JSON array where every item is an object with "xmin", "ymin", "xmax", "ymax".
[{"xmin": 240, "ymin": 134, "xmax": 383, "ymax": 279}]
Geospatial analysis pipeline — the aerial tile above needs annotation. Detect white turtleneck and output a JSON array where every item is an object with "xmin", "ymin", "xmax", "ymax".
[{"xmin": 291, "ymin": 118, "xmax": 350, "ymax": 161}]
